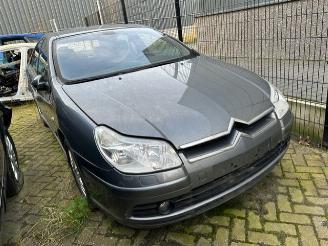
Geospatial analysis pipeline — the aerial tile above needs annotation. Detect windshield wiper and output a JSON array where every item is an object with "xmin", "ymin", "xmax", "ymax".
[{"xmin": 64, "ymin": 53, "xmax": 198, "ymax": 85}]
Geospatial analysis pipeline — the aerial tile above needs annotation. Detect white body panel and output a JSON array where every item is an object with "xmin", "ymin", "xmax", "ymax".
[{"xmin": 0, "ymin": 43, "xmax": 36, "ymax": 102}]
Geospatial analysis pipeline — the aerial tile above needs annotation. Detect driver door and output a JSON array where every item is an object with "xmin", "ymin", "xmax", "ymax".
[{"xmin": 27, "ymin": 40, "xmax": 53, "ymax": 130}]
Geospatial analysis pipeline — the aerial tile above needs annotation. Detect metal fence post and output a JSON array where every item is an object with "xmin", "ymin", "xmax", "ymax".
[
  {"xmin": 96, "ymin": 11, "xmax": 101, "ymax": 25},
  {"xmin": 120, "ymin": 0, "xmax": 128, "ymax": 24},
  {"xmin": 49, "ymin": 19, "xmax": 58, "ymax": 32},
  {"xmin": 96, "ymin": 0, "xmax": 104, "ymax": 25},
  {"xmin": 174, "ymin": 0, "xmax": 183, "ymax": 42},
  {"xmin": 84, "ymin": 17, "xmax": 89, "ymax": 26},
  {"xmin": 322, "ymin": 98, "xmax": 328, "ymax": 147}
]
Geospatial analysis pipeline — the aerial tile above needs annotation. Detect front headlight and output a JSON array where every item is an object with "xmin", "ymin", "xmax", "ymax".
[
  {"xmin": 94, "ymin": 126, "xmax": 182, "ymax": 174},
  {"xmin": 269, "ymin": 83, "xmax": 289, "ymax": 119}
]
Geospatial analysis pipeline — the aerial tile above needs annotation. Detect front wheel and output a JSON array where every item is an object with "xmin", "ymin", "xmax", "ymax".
[
  {"xmin": 67, "ymin": 149, "xmax": 96, "ymax": 211},
  {"xmin": 5, "ymin": 131, "xmax": 24, "ymax": 197},
  {"xmin": 67, "ymin": 149, "xmax": 87, "ymax": 197}
]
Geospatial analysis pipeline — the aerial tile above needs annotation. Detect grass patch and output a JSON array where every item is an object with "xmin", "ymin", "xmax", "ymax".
[
  {"xmin": 64, "ymin": 196, "xmax": 91, "ymax": 229},
  {"xmin": 20, "ymin": 196, "xmax": 91, "ymax": 245}
]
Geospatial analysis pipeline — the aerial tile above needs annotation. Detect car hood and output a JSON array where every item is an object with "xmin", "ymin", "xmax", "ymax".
[{"xmin": 62, "ymin": 55, "xmax": 273, "ymax": 149}]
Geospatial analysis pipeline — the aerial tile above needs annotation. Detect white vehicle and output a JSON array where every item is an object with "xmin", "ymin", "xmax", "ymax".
[{"xmin": 0, "ymin": 43, "xmax": 36, "ymax": 102}]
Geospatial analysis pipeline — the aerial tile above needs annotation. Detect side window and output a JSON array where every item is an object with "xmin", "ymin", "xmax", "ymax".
[
  {"xmin": 28, "ymin": 38, "xmax": 49, "ymax": 79},
  {"xmin": 39, "ymin": 39, "xmax": 48, "ymax": 55},
  {"xmin": 37, "ymin": 40, "xmax": 49, "ymax": 81},
  {"xmin": 28, "ymin": 48, "xmax": 39, "ymax": 72},
  {"xmin": 28, "ymin": 38, "xmax": 44, "ymax": 73},
  {"xmin": 37, "ymin": 53, "xmax": 48, "ymax": 81}
]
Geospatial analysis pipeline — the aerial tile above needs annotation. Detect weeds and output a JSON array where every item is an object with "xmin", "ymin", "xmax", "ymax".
[
  {"xmin": 64, "ymin": 196, "xmax": 91, "ymax": 229},
  {"xmin": 20, "ymin": 196, "xmax": 90, "ymax": 245}
]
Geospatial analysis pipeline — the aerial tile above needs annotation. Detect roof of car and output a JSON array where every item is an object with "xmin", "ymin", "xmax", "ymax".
[
  {"xmin": 45, "ymin": 24, "xmax": 145, "ymax": 39},
  {"xmin": 0, "ymin": 33, "xmax": 44, "ymax": 41}
]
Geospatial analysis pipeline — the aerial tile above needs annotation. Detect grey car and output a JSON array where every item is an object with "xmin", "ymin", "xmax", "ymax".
[{"xmin": 27, "ymin": 24, "xmax": 292, "ymax": 228}]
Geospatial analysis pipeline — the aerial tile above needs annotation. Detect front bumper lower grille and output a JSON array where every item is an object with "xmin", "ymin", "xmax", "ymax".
[{"xmin": 132, "ymin": 138, "xmax": 289, "ymax": 217}]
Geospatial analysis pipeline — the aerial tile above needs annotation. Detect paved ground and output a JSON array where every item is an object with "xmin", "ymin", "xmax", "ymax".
[{"xmin": 2, "ymin": 103, "xmax": 328, "ymax": 246}]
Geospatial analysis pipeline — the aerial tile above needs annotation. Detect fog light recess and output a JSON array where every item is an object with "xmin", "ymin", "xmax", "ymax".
[{"xmin": 158, "ymin": 201, "xmax": 172, "ymax": 215}]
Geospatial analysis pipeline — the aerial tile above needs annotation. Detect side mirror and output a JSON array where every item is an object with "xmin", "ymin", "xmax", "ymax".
[
  {"xmin": 31, "ymin": 75, "xmax": 41, "ymax": 87},
  {"xmin": 31, "ymin": 75, "xmax": 49, "ymax": 91}
]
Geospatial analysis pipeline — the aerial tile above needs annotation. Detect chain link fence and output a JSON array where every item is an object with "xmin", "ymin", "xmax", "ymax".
[{"xmin": 85, "ymin": 0, "xmax": 328, "ymax": 146}]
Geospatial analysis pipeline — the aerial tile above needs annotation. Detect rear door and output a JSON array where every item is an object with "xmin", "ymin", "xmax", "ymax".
[
  {"xmin": 27, "ymin": 39, "xmax": 50, "ymax": 124},
  {"xmin": 28, "ymin": 40, "xmax": 57, "ymax": 131},
  {"xmin": 35, "ymin": 50, "xmax": 54, "ymax": 129}
]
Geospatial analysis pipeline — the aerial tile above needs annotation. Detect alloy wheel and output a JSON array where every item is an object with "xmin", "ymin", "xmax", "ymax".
[
  {"xmin": 68, "ymin": 150, "xmax": 87, "ymax": 197},
  {"xmin": 5, "ymin": 135, "xmax": 19, "ymax": 181}
]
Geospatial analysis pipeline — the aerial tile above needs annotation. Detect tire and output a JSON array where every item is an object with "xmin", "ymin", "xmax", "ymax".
[
  {"xmin": 67, "ymin": 148, "xmax": 96, "ymax": 211},
  {"xmin": 5, "ymin": 131, "xmax": 24, "ymax": 197}
]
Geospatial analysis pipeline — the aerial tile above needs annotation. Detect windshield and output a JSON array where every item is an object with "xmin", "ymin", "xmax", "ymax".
[{"xmin": 54, "ymin": 28, "xmax": 192, "ymax": 82}]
